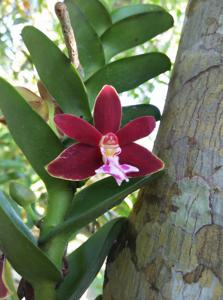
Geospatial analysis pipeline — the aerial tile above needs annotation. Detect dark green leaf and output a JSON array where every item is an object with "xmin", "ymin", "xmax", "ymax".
[
  {"xmin": 22, "ymin": 26, "xmax": 91, "ymax": 119},
  {"xmin": 0, "ymin": 191, "xmax": 61, "ymax": 284},
  {"xmin": 40, "ymin": 172, "xmax": 163, "ymax": 242},
  {"xmin": 65, "ymin": 0, "xmax": 105, "ymax": 79},
  {"xmin": 101, "ymin": 4, "xmax": 174, "ymax": 60},
  {"xmin": 0, "ymin": 78, "xmax": 67, "ymax": 188},
  {"xmin": 111, "ymin": 4, "xmax": 165, "ymax": 23},
  {"xmin": 122, "ymin": 104, "xmax": 161, "ymax": 126},
  {"xmin": 56, "ymin": 218, "xmax": 125, "ymax": 300},
  {"xmin": 86, "ymin": 53, "xmax": 171, "ymax": 108},
  {"xmin": 72, "ymin": 0, "xmax": 111, "ymax": 36}
]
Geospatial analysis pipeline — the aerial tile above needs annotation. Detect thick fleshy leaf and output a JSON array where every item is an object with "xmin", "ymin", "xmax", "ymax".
[
  {"xmin": 93, "ymin": 85, "xmax": 121, "ymax": 134},
  {"xmin": 40, "ymin": 172, "xmax": 163, "ymax": 242},
  {"xmin": 56, "ymin": 218, "xmax": 125, "ymax": 300},
  {"xmin": 71, "ymin": 0, "xmax": 111, "ymax": 36},
  {"xmin": 65, "ymin": 0, "xmax": 105, "ymax": 79},
  {"xmin": 111, "ymin": 3, "xmax": 165, "ymax": 23},
  {"xmin": 117, "ymin": 116, "xmax": 155, "ymax": 146},
  {"xmin": 0, "ymin": 78, "xmax": 67, "ymax": 188},
  {"xmin": 102, "ymin": 4, "xmax": 174, "ymax": 60},
  {"xmin": 0, "ymin": 192, "xmax": 61, "ymax": 284},
  {"xmin": 86, "ymin": 53, "xmax": 171, "ymax": 107},
  {"xmin": 122, "ymin": 104, "xmax": 161, "ymax": 126},
  {"xmin": 47, "ymin": 144, "xmax": 102, "ymax": 181},
  {"xmin": 54, "ymin": 114, "xmax": 102, "ymax": 145},
  {"xmin": 120, "ymin": 143, "xmax": 164, "ymax": 176},
  {"xmin": 22, "ymin": 26, "xmax": 91, "ymax": 118}
]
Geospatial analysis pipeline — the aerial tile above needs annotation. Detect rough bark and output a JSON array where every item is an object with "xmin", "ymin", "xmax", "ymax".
[{"xmin": 103, "ymin": 0, "xmax": 223, "ymax": 299}]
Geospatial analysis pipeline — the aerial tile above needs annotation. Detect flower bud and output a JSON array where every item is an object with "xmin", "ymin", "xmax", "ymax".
[
  {"xmin": 9, "ymin": 182, "xmax": 36, "ymax": 207},
  {"xmin": 16, "ymin": 87, "xmax": 49, "ymax": 121}
]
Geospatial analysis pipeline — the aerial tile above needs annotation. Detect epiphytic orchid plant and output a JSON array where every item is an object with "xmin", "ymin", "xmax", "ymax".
[{"xmin": 0, "ymin": 1, "xmax": 173, "ymax": 299}]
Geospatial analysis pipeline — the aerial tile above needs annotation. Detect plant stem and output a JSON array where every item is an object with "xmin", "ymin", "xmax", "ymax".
[
  {"xmin": 34, "ymin": 282, "xmax": 56, "ymax": 300},
  {"xmin": 35, "ymin": 186, "xmax": 74, "ymax": 299},
  {"xmin": 26, "ymin": 205, "xmax": 38, "ymax": 223},
  {"xmin": 39, "ymin": 185, "xmax": 74, "ymax": 269}
]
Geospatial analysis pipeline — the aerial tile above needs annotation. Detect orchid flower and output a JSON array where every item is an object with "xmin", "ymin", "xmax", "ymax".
[{"xmin": 47, "ymin": 85, "xmax": 164, "ymax": 185}]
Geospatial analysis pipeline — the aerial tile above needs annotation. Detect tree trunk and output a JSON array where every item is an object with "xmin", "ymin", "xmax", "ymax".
[{"xmin": 103, "ymin": 0, "xmax": 223, "ymax": 299}]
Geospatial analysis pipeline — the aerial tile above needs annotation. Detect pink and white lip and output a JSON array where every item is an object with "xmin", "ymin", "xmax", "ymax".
[
  {"xmin": 95, "ymin": 132, "xmax": 139, "ymax": 186},
  {"xmin": 46, "ymin": 85, "xmax": 164, "ymax": 185}
]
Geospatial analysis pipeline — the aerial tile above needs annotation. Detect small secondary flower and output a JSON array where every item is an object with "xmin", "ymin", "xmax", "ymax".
[{"xmin": 47, "ymin": 85, "xmax": 164, "ymax": 185}]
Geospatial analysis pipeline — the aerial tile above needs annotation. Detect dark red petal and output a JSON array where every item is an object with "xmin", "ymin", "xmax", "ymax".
[
  {"xmin": 93, "ymin": 85, "xmax": 122, "ymax": 134},
  {"xmin": 120, "ymin": 143, "xmax": 164, "ymax": 177},
  {"xmin": 0, "ymin": 256, "xmax": 8, "ymax": 298},
  {"xmin": 54, "ymin": 114, "xmax": 102, "ymax": 146},
  {"xmin": 46, "ymin": 144, "xmax": 102, "ymax": 181},
  {"xmin": 117, "ymin": 116, "xmax": 156, "ymax": 146}
]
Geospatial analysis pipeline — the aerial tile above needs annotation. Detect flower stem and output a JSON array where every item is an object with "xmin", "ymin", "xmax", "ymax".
[
  {"xmin": 25, "ymin": 205, "xmax": 38, "ymax": 223},
  {"xmin": 55, "ymin": 2, "xmax": 81, "ymax": 70}
]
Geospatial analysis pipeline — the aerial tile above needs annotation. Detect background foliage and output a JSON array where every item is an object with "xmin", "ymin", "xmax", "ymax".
[{"xmin": 0, "ymin": 0, "xmax": 186, "ymax": 298}]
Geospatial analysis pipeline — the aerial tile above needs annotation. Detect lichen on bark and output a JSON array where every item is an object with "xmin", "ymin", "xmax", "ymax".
[{"xmin": 103, "ymin": 0, "xmax": 223, "ymax": 299}]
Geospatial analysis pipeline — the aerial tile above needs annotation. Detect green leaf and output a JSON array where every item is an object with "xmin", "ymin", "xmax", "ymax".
[
  {"xmin": 65, "ymin": 0, "xmax": 105, "ymax": 80},
  {"xmin": 56, "ymin": 218, "xmax": 125, "ymax": 300},
  {"xmin": 22, "ymin": 26, "xmax": 91, "ymax": 119},
  {"xmin": 122, "ymin": 104, "xmax": 161, "ymax": 126},
  {"xmin": 0, "ymin": 78, "xmax": 66, "ymax": 188},
  {"xmin": 72, "ymin": 0, "xmax": 112, "ymax": 36},
  {"xmin": 40, "ymin": 172, "xmax": 163, "ymax": 242},
  {"xmin": 86, "ymin": 53, "xmax": 171, "ymax": 108},
  {"xmin": 111, "ymin": 4, "xmax": 166, "ymax": 23},
  {"xmin": 101, "ymin": 4, "xmax": 174, "ymax": 61},
  {"xmin": 0, "ymin": 192, "xmax": 61, "ymax": 284}
]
